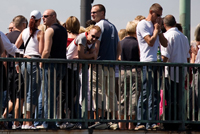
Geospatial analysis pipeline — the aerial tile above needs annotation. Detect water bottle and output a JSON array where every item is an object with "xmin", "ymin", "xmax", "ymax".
[{"xmin": 157, "ymin": 46, "xmax": 161, "ymax": 62}]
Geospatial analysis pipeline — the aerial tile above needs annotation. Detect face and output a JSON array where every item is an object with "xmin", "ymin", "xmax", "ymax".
[
  {"xmin": 151, "ymin": 10, "xmax": 162, "ymax": 24},
  {"xmin": 8, "ymin": 22, "xmax": 14, "ymax": 33},
  {"xmin": 42, "ymin": 10, "xmax": 54, "ymax": 27},
  {"xmin": 91, "ymin": 6, "xmax": 104, "ymax": 23},
  {"xmin": 87, "ymin": 29, "xmax": 101, "ymax": 44}
]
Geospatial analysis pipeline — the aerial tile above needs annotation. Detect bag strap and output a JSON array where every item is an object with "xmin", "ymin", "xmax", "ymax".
[{"xmin": 24, "ymin": 35, "xmax": 32, "ymax": 53}]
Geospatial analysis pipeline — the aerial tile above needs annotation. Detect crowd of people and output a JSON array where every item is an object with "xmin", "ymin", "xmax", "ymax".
[{"xmin": 0, "ymin": 2, "xmax": 198, "ymax": 131}]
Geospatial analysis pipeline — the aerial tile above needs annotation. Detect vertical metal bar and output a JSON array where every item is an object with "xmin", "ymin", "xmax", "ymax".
[
  {"xmin": 162, "ymin": 66, "xmax": 165, "ymax": 121},
  {"xmin": 35, "ymin": 62, "xmax": 39, "ymax": 119},
  {"xmin": 129, "ymin": 66, "xmax": 133, "ymax": 121},
  {"xmin": 53, "ymin": 64, "xmax": 56, "ymax": 119},
  {"xmin": 119, "ymin": 65, "xmax": 121, "ymax": 120},
  {"xmin": 141, "ymin": 66, "xmax": 144, "ymax": 121},
  {"xmin": 192, "ymin": 67, "xmax": 195, "ymax": 121},
  {"xmin": 186, "ymin": 67, "xmax": 189, "ymax": 120},
  {"xmin": 95, "ymin": 64, "xmax": 99, "ymax": 120},
  {"xmin": 124, "ymin": 67, "xmax": 127, "ymax": 120},
  {"xmin": 90, "ymin": 65, "xmax": 93, "ymax": 119},
  {"xmin": 113, "ymin": 65, "xmax": 115, "ymax": 120},
  {"xmin": 101, "ymin": 65, "xmax": 104, "ymax": 119},
  {"xmin": 30, "ymin": 62, "xmax": 33, "ymax": 118},
  {"xmin": 0, "ymin": 61, "xmax": 3, "ymax": 118},
  {"xmin": 135, "ymin": 66, "xmax": 138, "ymax": 120},
  {"xmin": 174, "ymin": 66, "xmax": 177, "ymax": 120},
  {"xmin": 59, "ymin": 64, "xmax": 62, "ymax": 120},
  {"xmin": 48, "ymin": 63, "xmax": 50, "ymax": 119},
  {"xmin": 82, "ymin": 63, "xmax": 88, "ymax": 128},
  {"xmin": 42, "ymin": 63, "xmax": 45, "ymax": 119},
  {"xmin": 198, "ymin": 67, "xmax": 200, "ymax": 121},
  {"xmin": 146, "ymin": 66, "xmax": 149, "ymax": 121},
  {"xmin": 71, "ymin": 63, "xmax": 74, "ymax": 119},
  {"xmin": 77, "ymin": 63, "xmax": 80, "ymax": 119},
  {"xmin": 107, "ymin": 66, "xmax": 110, "ymax": 120},
  {"xmin": 24, "ymin": 62, "xmax": 27, "ymax": 119},
  {"xmin": 65, "ymin": 64, "xmax": 68, "ymax": 119},
  {"xmin": 168, "ymin": 66, "xmax": 171, "ymax": 120}
]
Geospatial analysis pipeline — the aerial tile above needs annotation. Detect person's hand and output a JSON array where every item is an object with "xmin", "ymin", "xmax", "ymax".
[
  {"xmin": 15, "ymin": 64, "xmax": 19, "ymax": 73},
  {"xmin": 40, "ymin": 62, "xmax": 43, "ymax": 68},
  {"xmin": 156, "ymin": 17, "xmax": 162, "ymax": 26},
  {"xmin": 154, "ymin": 23, "xmax": 161, "ymax": 35},
  {"xmin": 190, "ymin": 46, "xmax": 198, "ymax": 55}
]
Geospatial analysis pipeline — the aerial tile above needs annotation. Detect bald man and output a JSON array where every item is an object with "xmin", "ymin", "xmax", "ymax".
[{"xmin": 36, "ymin": 9, "xmax": 67, "ymax": 129}]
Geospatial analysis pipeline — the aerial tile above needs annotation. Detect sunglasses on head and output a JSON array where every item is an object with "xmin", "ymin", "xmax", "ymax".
[
  {"xmin": 43, "ymin": 15, "xmax": 53, "ymax": 18},
  {"xmin": 91, "ymin": 35, "xmax": 99, "ymax": 40}
]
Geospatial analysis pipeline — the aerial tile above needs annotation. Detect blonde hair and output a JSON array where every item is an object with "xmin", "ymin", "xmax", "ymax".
[
  {"xmin": 86, "ymin": 25, "xmax": 101, "ymax": 33},
  {"xmin": 118, "ymin": 29, "xmax": 127, "ymax": 41},
  {"xmin": 65, "ymin": 16, "xmax": 80, "ymax": 34},
  {"xmin": 79, "ymin": 26, "xmax": 86, "ymax": 34},
  {"xmin": 134, "ymin": 15, "xmax": 145, "ymax": 21},
  {"xmin": 126, "ymin": 20, "xmax": 139, "ymax": 35},
  {"xmin": 38, "ymin": 24, "xmax": 46, "ymax": 32},
  {"xmin": 194, "ymin": 24, "xmax": 200, "ymax": 41}
]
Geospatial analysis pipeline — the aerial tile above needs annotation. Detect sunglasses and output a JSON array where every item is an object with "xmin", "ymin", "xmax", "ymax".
[
  {"xmin": 91, "ymin": 10, "xmax": 101, "ymax": 14},
  {"xmin": 91, "ymin": 35, "xmax": 99, "ymax": 40},
  {"xmin": 43, "ymin": 15, "xmax": 53, "ymax": 18}
]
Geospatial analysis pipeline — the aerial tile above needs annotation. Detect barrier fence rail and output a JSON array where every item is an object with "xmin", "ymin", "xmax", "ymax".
[{"xmin": 0, "ymin": 57, "xmax": 200, "ymax": 130}]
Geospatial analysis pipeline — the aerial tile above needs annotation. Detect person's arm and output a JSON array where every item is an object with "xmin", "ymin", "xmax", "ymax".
[
  {"xmin": 190, "ymin": 53, "xmax": 196, "ymax": 63},
  {"xmin": 95, "ymin": 40, "xmax": 100, "ymax": 56},
  {"xmin": 161, "ymin": 55, "xmax": 168, "ymax": 62},
  {"xmin": 15, "ymin": 32, "xmax": 23, "ymax": 48},
  {"xmin": 159, "ymin": 32, "xmax": 168, "ymax": 47},
  {"xmin": 37, "ymin": 30, "xmax": 44, "ymax": 55},
  {"xmin": 1, "ymin": 32, "xmax": 18, "ymax": 56},
  {"xmin": 41, "ymin": 28, "xmax": 54, "ymax": 59},
  {"xmin": 78, "ymin": 44, "xmax": 96, "ymax": 59},
  {"xmin": 143, "ymin": 23, "xmax": 160, "ymax": 47},
  {"xmin": 116, "ymin": 41, "xmax": 121, "ymax": 60}
]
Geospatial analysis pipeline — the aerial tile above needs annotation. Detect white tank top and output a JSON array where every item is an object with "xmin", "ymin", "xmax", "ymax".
[{"xmin": 22, "ymin": 27, "xmax": 41, "ymax": 56}]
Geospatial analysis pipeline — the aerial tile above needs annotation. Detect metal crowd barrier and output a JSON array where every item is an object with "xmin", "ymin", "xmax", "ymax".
[{"xmin": 0, "ymin": 57, "xmax": 200, "ymax": 130}]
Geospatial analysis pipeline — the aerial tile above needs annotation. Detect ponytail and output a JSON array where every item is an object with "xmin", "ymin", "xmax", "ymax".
[{"xmin": 29, "ymin": 16, "xmax": 38, "ymax": 37}]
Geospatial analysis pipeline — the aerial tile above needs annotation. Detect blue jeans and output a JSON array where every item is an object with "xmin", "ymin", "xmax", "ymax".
[
  {"xmin": 41, "ymin": 63, "xmax": 66, "ymax": 128},
  {"xmin": 21, "ymin": 62, "xmax": 41, "ymax": 111},
  {"xmin": 137, "ymin": 66, "xmax": 161, "ymax": 129},
  {"xmin": 34, "ymin": 89, "xmax": 43, "ymax": 126}
]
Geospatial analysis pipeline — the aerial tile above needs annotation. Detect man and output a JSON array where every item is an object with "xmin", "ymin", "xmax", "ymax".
[
  {"xmin": 90, "ymin": 4, "xmax": 121, "ymax": 128},
  {"xmin": 3, "ymin": 15, "xmax": 27, "ymax": 129},
  {"xmin": 36, "ymin": 9, "xmax": 67, "ymax": 129},
  {"xmin": 135, "ymin": 3, "xmax": 168, "ymax": 130},
  {"xmin": 161, "ymin": 15, "xmax": 190, "ymax": 130},
  {"xmin": 7, "ymin": 22, "xmax": 14, "ymax": 33}
]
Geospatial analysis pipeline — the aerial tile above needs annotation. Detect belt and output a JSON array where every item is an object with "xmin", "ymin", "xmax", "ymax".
[{"xmin": 29, "ymin": 55, "xmax": 41, "ymax": 58}]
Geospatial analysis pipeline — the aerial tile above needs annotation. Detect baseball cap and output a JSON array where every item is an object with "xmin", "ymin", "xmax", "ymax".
[{"xmin": 30, "ymin": 10, "xmax": 42, "ymax": 20}]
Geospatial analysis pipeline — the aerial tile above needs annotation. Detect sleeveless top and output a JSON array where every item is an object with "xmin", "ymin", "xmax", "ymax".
[
  {"xmin": 49, "ymin": 23, "xmax": 67, "ymax": 59},
  {"xmin": 22, "ymin": 28, "xmax": 40, "ymax": 56}
]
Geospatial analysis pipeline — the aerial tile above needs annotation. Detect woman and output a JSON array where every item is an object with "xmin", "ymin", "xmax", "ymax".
[{"xmin": 15, "ymin": 10, "xmax": 44, "ymax": 129}]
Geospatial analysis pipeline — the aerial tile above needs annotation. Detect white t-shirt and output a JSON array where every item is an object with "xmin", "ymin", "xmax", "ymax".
[
  {"xmin": 136, "ymin": 19, "xmax": 160, "ymax": 62},
  {"xmin": 161, "ymin": 27, "xmax": 190, "ymax": 82},
  {"xmin": 22, "ymin": 28, "xmax": 40, "ymax": 56}
]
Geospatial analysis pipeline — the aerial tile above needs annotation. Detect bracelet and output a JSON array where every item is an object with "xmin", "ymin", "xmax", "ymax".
[{"xmin": 15, "ymin": 63, "xmax": 19, "ymax": 67}]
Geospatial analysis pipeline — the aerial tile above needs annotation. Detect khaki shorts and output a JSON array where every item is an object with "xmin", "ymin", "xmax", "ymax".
[
  {"xmin": 90, "ymin": 65, "xmax": 118, "ymax": 112},
  {"xmin": 119, "ymin": 68, "xmax": 141, "ymax": 115}
]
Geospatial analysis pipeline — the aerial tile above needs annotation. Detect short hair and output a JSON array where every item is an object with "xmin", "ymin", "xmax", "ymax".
[
  {"xmin": 126, "ymin": 20, "xmax": 139, "ymax": 35},
  {"xmin": 163, "ymin": 15, "xmax": 176, "ymax": 27},
  {"xmin": 93, "ymin": 4, "xmax": 106, "ymax": 16},
  {"xmin": 87, "ymin": 25, "xmax": 101, "ymax": 33},
  {"xmin": 12, "ymin": 15, "xmax": 27, "ymax": 28},
  {"xmin": 176, "ymin": 23, "xmax": 183, "ymax": 32},
  {"xmin": 149, "ymin": 3, "xmax": 163, "ymax": 12},
  {"xmin": 194, "ymin": 24, "xmax": 200, "ymax": 41},
  {"xmin": 134, "ymin": 15, "xmax": 146, "ymax": 21},
  {"xmin": 118, "ymin": 29, "xmax": 127, "ymax": 41},
  {"xmin": 65, "ymin": 16, "xmax": 80, "ymax": 34},
  {"xmin": 86, "ymin": 20, "xmax": 96, "ymax": 28}
]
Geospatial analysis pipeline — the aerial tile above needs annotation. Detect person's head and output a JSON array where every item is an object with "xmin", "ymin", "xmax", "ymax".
[
  {"xmin": 87, "ymin": 25, "xmax": 101, "ymax": 44},
  {"xmin": 126, "ymin": 20, "xmax": 139, "ymax": 36},
  {"xmin": 8, "ymin": 22, "xmax": 14, "ymax": 33},
  {"xmin": 91, "ymin": 4, "xmax": 106, "ymax": 23},
  {"xmin": 176, "ymin": 23, "xmax": 183, "ymax": 33},
  {"xmin": 85, "ymin": 20, "xmax": 96, "ymax": 28},
  {"xmin": 134, "ymin": 15, "xmax": 146, "ymax": 21},
  {"xmin": 42, "ymin": 9, "xmax": 57, "ymax": 27},
  {"xmin": 38, "ymin": 24, "xmax": 47, "ymax": 32},
  {"xmin": 194, "ymin": 24, "xmax": 200, "ymax": 42},
  {"xmin": 149, "ymin": 3, "xmax": 163, "ymax": 24},
  {"xmin": 29, "ymin": 10, "xmax": 42, "ymax": 36},
  {"xmin": 118, "ymin": 29, "xmax": 127, "ymax": 41},
  {"xmin": 163, "ymin": 15, "xmax": 176, "ymax": 30},
  {"xmin": 65, "ymin": 16, "xmax": 80, "ymax": 34},
  {"xmin": 12, "ymin": 15, "xmax": 27, "ymax": 31},
  {"xmin": 79, "ymin": 26, "xmax": 86, "ymax": 34}
]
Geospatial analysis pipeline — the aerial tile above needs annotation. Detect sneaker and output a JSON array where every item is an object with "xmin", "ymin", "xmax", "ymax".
[
  {"xmin": 60, "ymin": 122, "xmax": 75, "ymax": 129},
  {"xmin": 36, "ymin": 125, "xmax": 46, "ymax": 129},
  {"xmin": 89, "ymin": 122, "xmax": 108, "ymax": 129},
  {"xmin": 12, "ymin": 124, "xmax": 21, "ymax": 129},
  {"xmin": 25, "ymin": 125, "xmax": 36, "ymax": 129},
  {"xmin": 72, "ymin": 123, "xmax": 82, "ymax": 129},
  {"xmin": 147, "ymin": 124, "xmax": 159, "ymax": 130},
  {"xmin": 108, "ymin": 123, "xmax": 118, "ymax": 130},
  {"xmin": 21, "ymin": 125, "xmax": 25, "ymax": 129},
  {"xmin": 134, "ymin": 125, "xmax": 145, "ymax": 130}
]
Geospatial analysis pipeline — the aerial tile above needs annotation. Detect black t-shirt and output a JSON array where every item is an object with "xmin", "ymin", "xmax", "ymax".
[
  {"xmin": 120, "ymin": 36, "xmax": 140, "ymax": 61},
  {"xmin": 7, "ymin": 30, "xmax": 24, "ymax": 49}
]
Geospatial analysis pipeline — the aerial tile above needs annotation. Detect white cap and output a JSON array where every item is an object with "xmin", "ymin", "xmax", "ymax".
[{"xmin": 30, "ymin": 10, "xmax": 42, "ymax": 20}]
